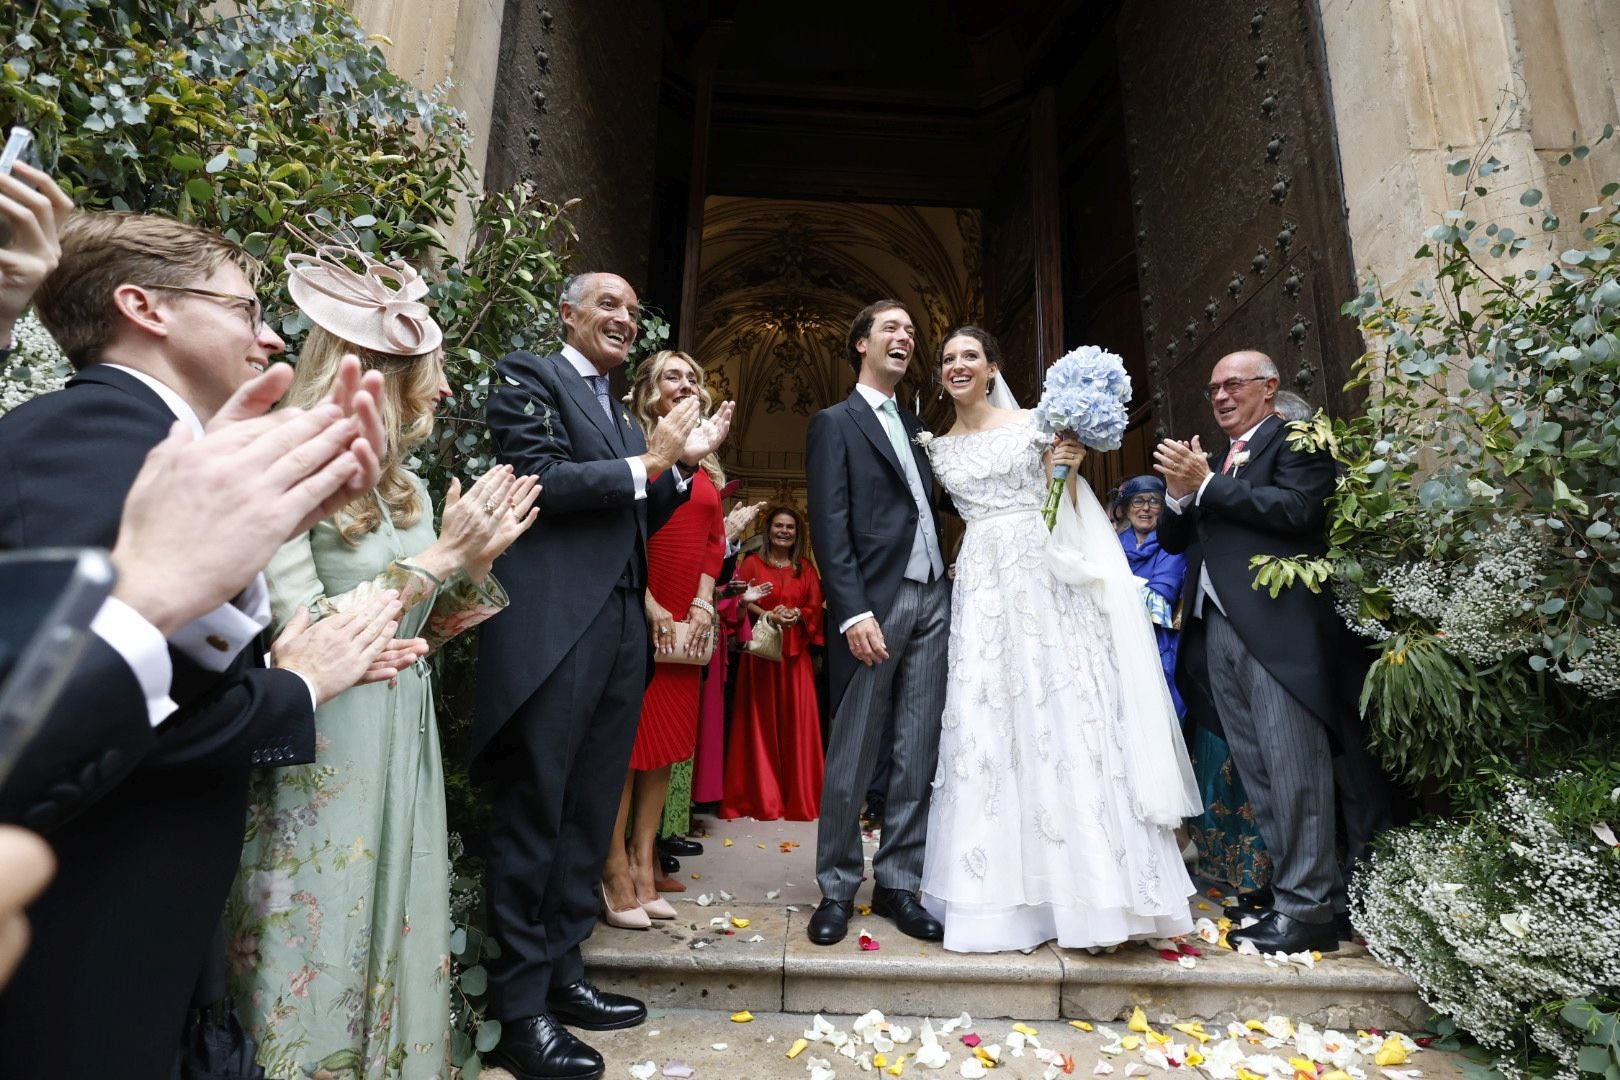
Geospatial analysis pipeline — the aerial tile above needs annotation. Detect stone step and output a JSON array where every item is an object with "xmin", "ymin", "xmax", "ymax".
[{"xmin": 583, "ymin": 902, "xmax": 1426, "ymax": 1031}]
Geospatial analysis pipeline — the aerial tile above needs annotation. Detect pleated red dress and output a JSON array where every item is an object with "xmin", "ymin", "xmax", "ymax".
[
  {"xmin": 630, "ymin": 470, "xmax": 725, "ymax": 770},
  {"xmin": 720, "ymin": 553, "xmax": 826, "ymax": 821}
]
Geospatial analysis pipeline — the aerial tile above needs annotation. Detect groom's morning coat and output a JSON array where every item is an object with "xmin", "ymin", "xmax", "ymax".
[{"xmin": 806, "ymin": 388, "xmax": 949, "ymax": 710}]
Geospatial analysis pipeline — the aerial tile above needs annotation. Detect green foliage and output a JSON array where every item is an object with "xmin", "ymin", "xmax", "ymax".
[
  {"xmin": 1280, "ymin": 104, "xmax": 1620, "ymax": 785},
  {"xmin": 4, "ymin": 0, "xmax": 470, "ymax": 280}
]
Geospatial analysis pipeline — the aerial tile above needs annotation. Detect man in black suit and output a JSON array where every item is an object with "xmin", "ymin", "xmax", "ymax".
[
  {"xmin": 805, "ymin": 300, "xmax": 951, "ymax": 947},
  {"xmin": 0, "ymin": 207, "xmax": 400, "ymax": 1080},
  {"xmin": 1154, "ymin": 349, "xmax": 1343, "ymax": 955},
  {"xmin": 476, "ymin": 272, "xmax": 731, "ymax": 1080}
]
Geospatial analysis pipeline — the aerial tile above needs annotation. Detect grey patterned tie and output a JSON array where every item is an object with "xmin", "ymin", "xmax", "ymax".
[{"xmin": 588, "ymin": 374, "xmax": 615, "ymax": 423}]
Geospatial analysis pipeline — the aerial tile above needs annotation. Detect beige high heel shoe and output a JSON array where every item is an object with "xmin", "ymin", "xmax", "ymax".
[
  {"xmin": 600, "ymin": 883, "xmax": 651, "ymax": 930},
  {"xmin": 640, "ymin": 895, "xmax": 678, "ymax": 919}
]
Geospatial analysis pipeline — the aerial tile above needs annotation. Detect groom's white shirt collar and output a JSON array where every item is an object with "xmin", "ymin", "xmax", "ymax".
[{"xmin": 854, "ymin": 383, "xmax": 895, "ymax": 411}]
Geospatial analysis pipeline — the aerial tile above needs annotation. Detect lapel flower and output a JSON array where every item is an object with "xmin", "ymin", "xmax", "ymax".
[
  {"xmin": 1232, "ymin": 449, "xmax": 1251, "ymax": 471},
  {"xmin": 913, "ymin": 431, "xmax": 934, "ymax": 449}
]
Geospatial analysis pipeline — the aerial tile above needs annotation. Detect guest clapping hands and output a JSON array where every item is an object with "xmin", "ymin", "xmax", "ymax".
[{"xmin": 227, "ymin": 246, "xmax": 538, "ymax": 1078}]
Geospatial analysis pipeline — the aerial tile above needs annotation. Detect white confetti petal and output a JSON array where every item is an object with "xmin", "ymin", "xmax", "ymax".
[{"xmin": 630, "ymin": 1061, "xmax": 657, "ymax": 1080}]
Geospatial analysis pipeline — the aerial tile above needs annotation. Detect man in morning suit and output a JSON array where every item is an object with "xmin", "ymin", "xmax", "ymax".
[
  {"xmin": 475, "ymin": 272, "xmax": 732, "ymax": 1080},
  {"xmin": 0, "ymin": 209, "xmax": 399, "ymax": 1080},
  {"xmin": 1154, "ymin": 349, "xmax": 1344, "ymax": 955},
  {"xmin": 805, "ymin": 300, "xmax": 951, "ymax": 947}
]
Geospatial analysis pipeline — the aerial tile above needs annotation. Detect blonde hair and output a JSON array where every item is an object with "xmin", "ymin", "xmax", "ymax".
[
  {"xmin": 629, "ymin": 350, "xmax": 725, "ymax": 489},
  {"xmin": 35, "ymin": 210, "xmax": 260, "ymax": 369},
  {"xmin": 282, "ymin": 325, "xmax": 444, "ymax": 544}
]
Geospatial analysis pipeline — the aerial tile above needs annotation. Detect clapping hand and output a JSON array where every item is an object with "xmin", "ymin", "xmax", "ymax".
[
  {"xmin": 682, "ymin": 400, "xmax": 735, "ymax": 464},
  {"xmin": 741, "ymin": 579, "xmax": 773, "ymax": 605},
  {"xmin": 432, "ymin": 466, "xmax": 541, "ymax": 582},
  {"xmin": 273, "ymin": 588, "xmax": 406, "ymax": 705},
  {"xmin": 0, "ymin": 826, "xmax": 52, "ymax": 990},
  {"xmin": 770, "ymin": 604, "xmax": 801, "ymax": 626},
  {"xmin": 724, "ymin": 500, "xmax": 766, "ymax": 544},
  {"xmin": 1152, "ymin": 436, "xmax": 1208, "ymax": 500}
]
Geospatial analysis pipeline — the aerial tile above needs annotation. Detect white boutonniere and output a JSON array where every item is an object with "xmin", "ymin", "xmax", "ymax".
[
  {"xmin": 913, "ymin": 431, "xmax": 934, "ymax": 450},
  {"xmin": 1232, "ymin": 449, "xmax": 1251, "ymax": 472}
]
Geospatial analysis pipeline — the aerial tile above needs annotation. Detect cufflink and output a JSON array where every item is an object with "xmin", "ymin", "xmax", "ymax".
[{"xmin": 206, "ymin": 634, "xmax": 230, "ymax": 652}]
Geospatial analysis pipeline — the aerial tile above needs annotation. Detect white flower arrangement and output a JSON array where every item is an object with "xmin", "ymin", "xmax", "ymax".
[
  {"xmin": 912, "ymin": 431, "xmax": 933, "ymax": 450},
  {"xmin": 0, "ymin": 310, "xmax": 70, "ymax": 417},
  {"xmin": 1352, "ymin": 777, "xmax": 1620, "ymax": 1079},
  {"xmin": 1230, "ymin": 449, "xmax": 1251, "ymax": 471}
]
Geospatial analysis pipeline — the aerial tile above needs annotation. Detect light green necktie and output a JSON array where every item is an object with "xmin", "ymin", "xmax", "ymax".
[{"xmin": 878, "ymin": 398, "xmax": 912, "ymax": 470}]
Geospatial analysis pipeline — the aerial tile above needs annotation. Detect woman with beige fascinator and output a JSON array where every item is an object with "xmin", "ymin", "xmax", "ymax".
[{"xmin": 225, "ymin": 246, "xmax": 541, "ymax": 1078}]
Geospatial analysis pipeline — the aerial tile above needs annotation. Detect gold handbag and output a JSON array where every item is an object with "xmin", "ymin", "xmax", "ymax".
[
  {"xmin": 743, "ymin": 614, "xmax": 783, "ymax": 662},
  {"xmin": 653, "ymin": 620, "xmax": 716, "ymax": 666}
]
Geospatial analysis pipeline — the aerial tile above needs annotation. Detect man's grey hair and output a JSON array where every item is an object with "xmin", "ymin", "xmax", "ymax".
[
  {"xmin": 1274, "ymin": 389, "xmax": 1313, "ymax": 422},
  {"xmin": 560, "ymin": 272, "xmax": 595, "ymax": 309}
]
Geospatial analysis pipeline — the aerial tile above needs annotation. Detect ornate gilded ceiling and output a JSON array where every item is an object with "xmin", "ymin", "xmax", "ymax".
[{"xmin": 693, "ymin": 198, "xmax": 983, "ymax": 494}]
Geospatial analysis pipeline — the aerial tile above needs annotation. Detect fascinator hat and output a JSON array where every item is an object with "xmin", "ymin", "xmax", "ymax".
[{"xmin": 285, "ymin": 246, "xmax": 443, "ymax": 357}]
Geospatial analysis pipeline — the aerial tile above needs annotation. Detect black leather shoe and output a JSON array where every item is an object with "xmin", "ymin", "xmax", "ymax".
[
  {"xmin": 546, "ymin": 979, "xmax": 647, "ymax": 1031},
  {"xmin": 659, "ymin": 851, "xmax": 680, "ymax": 875},
  {"xmin": 871, "ymin": 885, "xmax": 944, "ymax": 942},
  {"xmin": 1233, "ymin": 885, "xmax": 1274, "ymax": 912},
  {"xmin": 1334, "ymin": 911, "xmax": 1356, "ymax": 941},
  {"xmin": 659, "ymin": 835, "xmax": 704, "ymax": 857},
  {"xmin": 1227, "ymin": 910, "xmax": 1339, "ymax": 954},
  {"xmin": 807, "ymin": 897, "xmax": 853, "ymax": 945},
  {"xmin": 486, "ymin": 1014, "xmax": 605, "ymax": 1080},
  {"xmin": 862, "ymin": 793, "xmax": 887, "ymax": 827}
]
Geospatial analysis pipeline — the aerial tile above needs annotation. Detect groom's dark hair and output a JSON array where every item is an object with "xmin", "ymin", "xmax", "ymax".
[{"xmin": 845, "ymin": 299, "xmax": 913, "ymax": 376}]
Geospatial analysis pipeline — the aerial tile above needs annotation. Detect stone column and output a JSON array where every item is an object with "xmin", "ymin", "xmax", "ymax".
[{"xmin": 1320, "ymin": 0, "xmax": 1620, "ymax": 296}]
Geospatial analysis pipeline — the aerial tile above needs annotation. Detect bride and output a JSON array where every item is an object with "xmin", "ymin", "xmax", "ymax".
[{"xmin": 918, "ymin": 326, "xmax": 1200, "ymax": 953}]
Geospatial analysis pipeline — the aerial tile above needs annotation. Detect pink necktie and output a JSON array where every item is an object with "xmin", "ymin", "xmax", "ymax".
[{"xmin": 1221, "ymin": 438, "xmax": 1249, "ymax": 475}]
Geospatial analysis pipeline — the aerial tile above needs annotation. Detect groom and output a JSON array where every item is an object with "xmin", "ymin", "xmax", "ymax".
[{"xmin": 805, "ymin": 300, "xmax": 951, "ymax": 946}]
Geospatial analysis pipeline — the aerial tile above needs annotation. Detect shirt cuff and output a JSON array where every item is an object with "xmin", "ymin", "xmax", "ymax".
[
  {"xmin": 262, "ymin": 650, "xmax": 322, "ymax": 712},
  {"xmin": 91, "ymin": 597, "xmax": 177, "ymax": 728},
  {"xmin": 670, "ymin": 463, "xmax": 692, "ymax": 493},
  {"xmin": 837, "ymin": 611, "xmax": 875, "ymax": 635},
  {"xmin": 626, "ymin": 455, "xmax": 648, "ymax": 501},
  {"xmin": 171, "ymin": 597, "xmax": 270, "ymax": 671},
  {"xmin": 1166, "ymin": 491, "xmax": 1194, "ymax": 514},
  {"xmin": 1194, "ymin": 472, "xmax": 1214, "ymax": 505}
]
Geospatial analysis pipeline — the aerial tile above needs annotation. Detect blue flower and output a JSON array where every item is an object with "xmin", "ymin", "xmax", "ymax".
[{"xmin": 1032, "ymin": 345, "xmax": 1132, "ymax": 451}]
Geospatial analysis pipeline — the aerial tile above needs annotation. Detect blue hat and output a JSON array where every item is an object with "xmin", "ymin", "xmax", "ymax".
[{"xmin": 1117, "ymin": 475, "xmax": 1165, "ymax": 504}]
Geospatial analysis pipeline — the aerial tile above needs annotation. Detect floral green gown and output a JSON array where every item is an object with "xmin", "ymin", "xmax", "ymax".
[{"xmin": 226, "ymin": 476, "xmax": 506, "ymax": 1079}]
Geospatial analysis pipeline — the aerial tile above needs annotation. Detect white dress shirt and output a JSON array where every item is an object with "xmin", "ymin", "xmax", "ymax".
[
  {"xmin": 837, "ymin": 384, "xmax": 946, "ymax": 635},
  {"xmin": 1164, "ymin": 416, "xmax": 1271, "ymax": 618}
]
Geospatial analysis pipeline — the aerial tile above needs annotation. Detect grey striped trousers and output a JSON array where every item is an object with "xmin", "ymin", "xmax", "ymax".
[
  {"xmin": 815, "ymin": 576, "xmax": 951, "ymax": 899},
  {"xmin": 1204, "ymin": 606, "xmax": 1340, "ymax": 922}
]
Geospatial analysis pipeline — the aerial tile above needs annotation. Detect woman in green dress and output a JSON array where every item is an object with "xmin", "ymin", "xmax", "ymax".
[{"xmin": 225, "ymin": 247, "xmax": 540, "ymax": 1079}]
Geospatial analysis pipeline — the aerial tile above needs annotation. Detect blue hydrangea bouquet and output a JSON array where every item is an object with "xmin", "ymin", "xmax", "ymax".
[{"xmin": 1032, "ymin": 345, "xmax": 1132, "ymax": 527}]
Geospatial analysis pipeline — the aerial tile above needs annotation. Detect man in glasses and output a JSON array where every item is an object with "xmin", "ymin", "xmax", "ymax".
[
  {"xmin": 1151, "ymin": 349, "xmax": 1345, "ymax": 955},
  {"xmin": 0, "ymin": 207, "xmax": 405, "ymax": 1080}
]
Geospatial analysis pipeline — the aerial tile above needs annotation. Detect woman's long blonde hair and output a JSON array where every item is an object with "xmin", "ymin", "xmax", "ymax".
[
  {"xmin": 628, "ymin": 350, "xmax": 725, "ymax": 489},
  {"xmin": 282, "ymin": 325, "xmax": 445, "ymax": 544}
]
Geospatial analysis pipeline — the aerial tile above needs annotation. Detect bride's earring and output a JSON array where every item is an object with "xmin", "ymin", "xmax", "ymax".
[{"xmin": 986, "ymin": 376, "xmax": 998, "ymax": 396}]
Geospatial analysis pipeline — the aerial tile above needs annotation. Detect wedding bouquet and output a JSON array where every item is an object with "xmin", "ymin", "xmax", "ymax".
[{"xmin": 1032, "ymin": 345, "xmax": 1131, "ymax": 527}]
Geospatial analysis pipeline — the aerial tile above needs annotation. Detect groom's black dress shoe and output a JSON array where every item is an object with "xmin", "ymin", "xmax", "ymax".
[
  {"xmin": 871, "ymin": 885, "xmax": 945, "ymax": 942},
  {"xmin": 1232, "ymin": 885, "xmax": 1274, "ymax": 913},
  {"xmin": 546, "ymin": 979, "xmax": 647, "ymax": 1031},
  {"xmin": 659, "ymin": 851, "xmax": 681, "ymax": 875},
  {"xmin": 1226, "ymin": 910, "xmax": 1339, "ymax": 954},
  {"xmin": 486, "ymin": 1014, "xmax": 605, "ymax": 1080},
  {"xmin": 659, "ymin": 835, "xmax": 704, "ymax": 857},
  {"xmin": 1333, "ymin": 911, "xmax": 1357, "ymax": 941},
  {"xmin": 807, "ymin": 898, "xmax": 854, "ymax": 945}
]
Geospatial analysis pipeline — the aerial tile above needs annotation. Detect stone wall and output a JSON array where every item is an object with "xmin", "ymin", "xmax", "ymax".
[
  {"xmin": 483, "ymin": 0, "xmax": 666, "ymax": 288},
  {"xmin": 1321, "ymin": 0, "xmax": 1620, "ymax": 296}
]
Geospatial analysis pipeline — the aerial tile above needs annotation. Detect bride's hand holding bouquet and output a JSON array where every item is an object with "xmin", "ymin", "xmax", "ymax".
[{"xmin": 1032, "ymin": 346, "xmax": 1130, "ymax": 528}]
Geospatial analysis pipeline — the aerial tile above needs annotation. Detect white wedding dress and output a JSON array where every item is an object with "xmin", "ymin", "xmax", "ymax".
[{"xmin": 919, "ymin": 411, "xmax": 1195, "ymax": 952}]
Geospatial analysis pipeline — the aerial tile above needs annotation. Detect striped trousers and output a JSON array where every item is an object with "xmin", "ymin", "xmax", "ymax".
[
  {"xmin": 1204, "ymin": 606, "xmax": 1339, "ymax": 922},
  {"xmin": 815, "ymin": 577, "xmax": 951, "ymax": 899}
]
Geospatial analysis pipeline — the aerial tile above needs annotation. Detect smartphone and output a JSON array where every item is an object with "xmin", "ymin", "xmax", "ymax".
[
  {"xmin": 0, "ymin": 549, "xmax": 117, "ymax": 790},
  {"xmin": 0, "ymin": 127, "xmax": 31, "ymax": 177}
]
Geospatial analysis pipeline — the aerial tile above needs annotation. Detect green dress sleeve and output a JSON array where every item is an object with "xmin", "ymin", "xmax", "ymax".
[
  {"xmin": 264, "ymin": 527, "xmax": 445, "ymax": 638},
  {"xmin": 421, "ymin": 569, "xmax": 509, "ymax": 651}
]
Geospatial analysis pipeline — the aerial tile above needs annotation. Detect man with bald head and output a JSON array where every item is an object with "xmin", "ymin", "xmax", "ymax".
[
  {"xmin": 1153, "ymin": 349, "xmax": 1342, "ymax": 956},
  {"xmin": 476, "ymin": 272, "xmax": 732, "ymax": 1080}
]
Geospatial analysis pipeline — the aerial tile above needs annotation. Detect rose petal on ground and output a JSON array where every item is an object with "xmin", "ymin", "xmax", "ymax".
[
  {"xmin": 1128, "ymin": 1008, "xmax": 1151, "ymax": 1033},
  {"xmin": 1070, "ymin": 1021, "xmax": 1094, "ymax": 1032},
  {"xmin": 962, "ymin": 1034, "xmax": 981, "ymax": 1048},
  {"xmin": 859, "ymin": 930, "xmax": 881, "ymax": 951},
  {"xmin": 710, "ymin": 1043, "xmax": 727, "ymax": 1050},
  {"xmin": 1124, "ymin": 1064, "xmax": 1152, "ymax": 1076},
  {"xmin": 1172, "ymin": 1023, "xmax": 1212, "ymax": 1044},
  {"xmin": 960, "ymin": 1061, "xmax": 988, "ymax": 1079},
  {"xmin": 1373, "ymin": 1039, "xmax": 1407, "ymax": 1067},
  {"xmin": 732, "ymin": 916, "xmax": 751, "ymax": 928},
  {"xmin": 695, "ymin": 893, "xmax": 714, "ymax": 907},
  {"xmin": 630, "ymin": 1062, "xmax": 657, "ymax": 1080},
  {"xmin": 1094, "ymin": 1062, "xmax": 1115, "ymax": 1075},
  {"xmin": 662, "ymin": 1062, "xmax": 695, "ymax": 1079},
  {"xmin": 731, "ymin": 1010, "xmax": 754, "ymax": 1023},
  {"xmin": 788, "ymin": 1038, "xmax": 811, "ymax": 1059},
  {"xmin": 767, "ymin": 889, "xmax": 782, "ymax": 900},
  {"xmin": 1013, "ymin": 1023, "xmax": 1040, "ymax": 1037}
]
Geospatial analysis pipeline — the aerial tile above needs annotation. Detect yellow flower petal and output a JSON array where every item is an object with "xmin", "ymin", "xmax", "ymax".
[
  {"xmin": 1146, "ymin": 1030, "xmax": 1171, "ymax": 1045},
  {"xmin": 857, "ymin": 904, "xmax": 873, "ymax": 916},
  {"xmin": 1172, "ymin": 1023, "xmax": 1212, "ymax": 1044},
  {"xmin": 730, "ymin": 1010, "xmax": 754, "ymax": 1023},
  {"xmin": 1128, "ymin": 1007, "xmax": 1150, "ymax": 1033},
  {"xmin": 1185, "ymin": 1051, "xmax": 1206, "ymax": 1068},
  {"xmin": 1121, "ymin": 1036, "xmax": 1141, "ymax": 1052},
  {"xmin": 1238, "ymin": 1070, "xmax": 1264, "ymax": 1080},
  {"xmin": 874, "ymin": 1054, "xmax": 888, "ymax": 1068},
  {"xmin": 723, "ymin": 838, "xmax": 734, "ymax": 847},
  {"xmin": 787, "ymin": 1038, "xmax": 810, "ymax": 1060},
  {"xmin": 1374, "ymin": 1038, "xmax": 1408, "ymax": 1066},
  {"xmin": 1013, "ymin": 1023, "xmax": 1040, "ymax": 1036},
  {"xmin": 887, "ymin": 1054, "xmax": 907, "ymax": 1076},
  {"xmin": 731, "ymin": 917, "xmax": 751, "ymax": 928},
  {"xmin": 1070, "ymin": 1021, "xmax": 1094, "ymax": 1032},
  {"xmin": 1322, "ymin": 1071, "xmax": 1354, "ymax": 1080},
  {"xmin": 1289, "ymin": 1057, "xmax": 1318, "ymax": 1074},
  {"xmin": 1244, "ymin": 1020, "xmax": 1268, "ymax": 1032}
]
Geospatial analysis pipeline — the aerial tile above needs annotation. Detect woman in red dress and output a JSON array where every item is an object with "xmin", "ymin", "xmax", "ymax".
[
  {"xmin": 601, "ymin": 350, "xmax": 726, "ymax": 927},
  {"xmin": 722, "ymin": 505, "xmax": 827, "ymax": 821}
]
